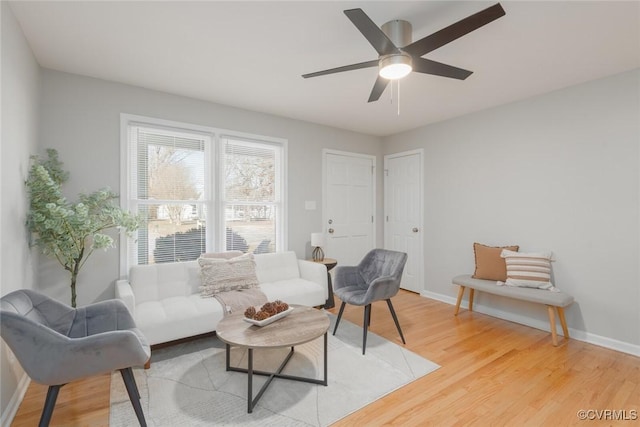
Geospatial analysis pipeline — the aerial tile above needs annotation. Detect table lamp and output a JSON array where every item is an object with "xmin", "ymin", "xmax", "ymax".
[{"xmin": 311, "ymin": 232, "xmax": 325, "ymax": 262}]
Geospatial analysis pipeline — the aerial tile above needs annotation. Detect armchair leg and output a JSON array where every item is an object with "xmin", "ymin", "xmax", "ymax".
[
  {"xmin": 120, "ymin": 367, "xmax": 147, "ymax": 426},
  {"xmin": 39, "ymin": 385, "xmax": 61, "ymax": 427},
  {"xmin": 386, "ymin": 299, "xmax": 406, "ymax": 345},
  {"xmin": 363, "ymin": 304, "xmax": 371, "ymax": 355},
  {"xmin": 333, "ymin": 301, "xmax": 346, "ymax": 335}
]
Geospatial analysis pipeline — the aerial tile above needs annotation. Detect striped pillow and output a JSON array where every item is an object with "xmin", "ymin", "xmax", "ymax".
[{"xmin": 500, "ymin": 249, "xmax": 556, "ymax": 290}]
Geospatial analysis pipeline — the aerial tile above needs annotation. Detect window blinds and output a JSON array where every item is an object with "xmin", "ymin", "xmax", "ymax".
[
  {"xmin": 223, "ymin": 138, "xmax": 276, "ymax": 203},
  {"xmin": 130, "ymin": 125, "xmax": 208, "ymax": 264}
]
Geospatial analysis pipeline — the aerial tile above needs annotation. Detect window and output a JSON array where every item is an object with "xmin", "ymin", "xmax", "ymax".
[
  {"xmin": 121, "ymin": 115, "xmax": 286, "ymax": 272},
  {"xmin": 222, "ymin": 137, "xmax": 281, "ymax": 254}
]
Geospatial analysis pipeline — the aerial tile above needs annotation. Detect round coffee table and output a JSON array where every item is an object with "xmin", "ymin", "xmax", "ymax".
[{"xmin": 216, "ymin": 305, "xmax": 330, "ymax": 413}]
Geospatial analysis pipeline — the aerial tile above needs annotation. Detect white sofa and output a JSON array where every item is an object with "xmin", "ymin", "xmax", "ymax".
[{"xmin": 115, "ymin": 251, "xmax": 328, "ymax": 346}]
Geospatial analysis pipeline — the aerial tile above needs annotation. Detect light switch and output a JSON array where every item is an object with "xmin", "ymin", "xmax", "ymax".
[{"xmin": 305, "ymin": 201, "xmax": 316, "ymax": 210}]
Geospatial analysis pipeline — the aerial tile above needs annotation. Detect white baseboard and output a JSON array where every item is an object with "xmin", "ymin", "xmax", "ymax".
[
  {"xmin": 1, "ymin": 373, "xmax": 30, "ymax": 427},
  {"xmin": 420, "ymin": 290, "xmax": 640, "ymax": 357}
]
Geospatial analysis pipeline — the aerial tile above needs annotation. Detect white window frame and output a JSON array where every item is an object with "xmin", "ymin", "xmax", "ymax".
[{"xmin": 119, "ymin": 113, "xmax": 288, "ymax": 276}]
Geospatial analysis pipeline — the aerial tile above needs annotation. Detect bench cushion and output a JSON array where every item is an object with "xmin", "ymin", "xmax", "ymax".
[{"xmin": 452, "ymin": 274, "xmax": 573, "ymax": 307}]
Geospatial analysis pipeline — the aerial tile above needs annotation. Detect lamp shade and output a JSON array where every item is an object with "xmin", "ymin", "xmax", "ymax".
[{"xmin": 311, "ymin": 232, "xmax": 325, "ymax": 247}]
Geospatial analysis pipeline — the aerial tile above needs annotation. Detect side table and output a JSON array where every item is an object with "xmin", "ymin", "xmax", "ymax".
[{"xmin": 308, "ymin": 258, "xmax": 337, "ymax": 309}]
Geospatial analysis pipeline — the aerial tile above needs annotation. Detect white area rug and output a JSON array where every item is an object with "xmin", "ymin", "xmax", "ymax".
[{"xmin": 110, "ymin": 314, "xmax": 439, "ymax": 426}]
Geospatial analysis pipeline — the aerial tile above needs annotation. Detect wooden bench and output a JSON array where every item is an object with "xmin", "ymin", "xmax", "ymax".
[{"xmin": 452, "ymin": 274, "xmax": 574, "ymax": 346}]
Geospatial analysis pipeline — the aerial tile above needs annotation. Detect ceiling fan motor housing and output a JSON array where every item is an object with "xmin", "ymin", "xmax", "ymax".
[{"xmin": 381, "ymin": 19, "xmax": 412, "ymax": 48}]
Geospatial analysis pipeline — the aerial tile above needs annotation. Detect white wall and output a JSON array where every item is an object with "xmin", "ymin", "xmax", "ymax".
[
  {"xmin": 38, "ymin": 69, "xmax": 383, "ymax": 306},
  {"xmin": 0, "ymin": 2, "xmax": 41, "ymax": 423},
  {"xmin": 383, "ymin": 69, "xmax": 640, "ymax": 352}
]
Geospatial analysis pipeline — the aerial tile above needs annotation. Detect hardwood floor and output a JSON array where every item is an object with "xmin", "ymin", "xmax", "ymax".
[
  {"xmin": 12, "ymin": 374, "xmax": 110, "ymax": 427},
  {"xmin": 12, "ymin": 290, "xmax": 639, "ymax": 426}
]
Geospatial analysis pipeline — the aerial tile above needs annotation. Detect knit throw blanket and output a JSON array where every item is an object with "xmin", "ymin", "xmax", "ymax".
[{"xmin": 214, "ymin": 288, "xmax": 268, "ymax": 316}]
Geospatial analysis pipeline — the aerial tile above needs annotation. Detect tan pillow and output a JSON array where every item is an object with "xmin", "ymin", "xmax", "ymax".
[
  {"xmin": 472, "ymin": 243, "xmax": 519, "ymax": 281},
  {"xmin": 198, "ymin": 253, "xmax": 259, "ymax": 297}
]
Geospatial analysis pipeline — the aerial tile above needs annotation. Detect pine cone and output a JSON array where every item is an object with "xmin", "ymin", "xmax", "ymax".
[
  {"xmin": 254, "ymin": 310, "xmax": 270, "ymax": 321},
  {"xmin": 244, "ymin": 306, "xmax": 257, "ymax": 319},
  {"xmin": 261, "ymin": 302, "xmax": 277, "ymax": 316},
  {"xmin": 274, "ymin": 301, "xmax": 288, "ymax": 313}
]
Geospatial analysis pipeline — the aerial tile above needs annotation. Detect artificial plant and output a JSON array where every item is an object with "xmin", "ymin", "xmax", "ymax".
[{"xmin": 26, "ymin": 149, "xmax": 139, "ymax": 307}]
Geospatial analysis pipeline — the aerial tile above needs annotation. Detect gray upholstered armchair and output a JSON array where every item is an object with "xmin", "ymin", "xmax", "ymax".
[
  {"xmin": 0, "ymin": 289, "xmax": 150, "ymax": 426},
  {"xmin": 332, "ymin": 248, "xmax": 408, "ymax": 354}
]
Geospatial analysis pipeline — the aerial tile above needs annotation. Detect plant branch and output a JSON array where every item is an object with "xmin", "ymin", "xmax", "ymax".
[{"xmin": 26, "ymin": 149, "xmax": 140, "ymax": 307}]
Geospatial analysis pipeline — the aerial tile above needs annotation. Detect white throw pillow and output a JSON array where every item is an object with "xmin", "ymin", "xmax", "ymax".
[
  {"xmin": 500, "ymin": 249, "xmax": 556, "ymax": 291},
  {"xmin": 198, "ymin": 253, "xmax": 259, "ymax": 297},
  {"xmin": 200, "ymin": 250, "xmax": 243, "ymax": 260}
]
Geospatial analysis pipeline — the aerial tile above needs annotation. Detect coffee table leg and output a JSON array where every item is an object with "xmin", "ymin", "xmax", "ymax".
[
  {"xmin": 248, "ymin": 348, "xmax": 254, "ymax": 413},
  {"xmin": 323, "ymin": 332, "xmax": 328, "ymax": 386},
  {"xmin": 227, "ymin": 337, "xmax": 328, "ymax": 413},
  {"xmin": 225, "ymin": 344, "xmax": 230, "ymax": 371}
]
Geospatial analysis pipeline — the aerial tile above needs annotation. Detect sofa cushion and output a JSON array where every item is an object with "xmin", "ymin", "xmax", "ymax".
[
  {"xmin": 452, "ymin": 275, "xmax": 572, "ymax": 307},
  {"xmin": 472, "ymin": 243, "xmax": 519, "ymax": 282},
  {"xmin": 135, "ymin": 295, "xmax": 224, "ymax": 346},
  {"xmin": 254, "ymin": 251, "xmax": 300, "ymax": 283},
  {"xmin": 198, "ymin": 253, "xmax": 259, "ymax": 297},
  {"xmin": 130, "ymin": 261, "xmax": 197, "ymax": 304},
  {"xmin": 260, "ymin": 278, "xmax": 326, "ymax": 308}
]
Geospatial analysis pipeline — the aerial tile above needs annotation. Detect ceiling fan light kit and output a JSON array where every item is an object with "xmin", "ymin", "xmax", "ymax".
[
  {"xmin": 302, "ymin": 3, "xmax": 506, "ymax": 103},
  {"xmin": 379, "ymin": 53, "xmax": 412, "ymax": 80}
]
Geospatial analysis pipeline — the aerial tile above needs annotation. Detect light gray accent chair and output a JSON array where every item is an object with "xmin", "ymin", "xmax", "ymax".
[
  {"xmin": 0, "ymin": 289, "xmax": 150, "ymax": 426},
  {"xmin": 332, "ymin": 249, "xmax": 408, "ymax": 354}
]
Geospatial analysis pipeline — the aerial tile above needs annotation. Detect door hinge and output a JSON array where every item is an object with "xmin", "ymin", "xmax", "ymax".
[
  {"xmin": 386, "ymin": 215, "xmax": 389, "ymax": 222},
  {"xmin": 371, "ymin": 166, "xmax": 375, "ymax": 175},
  {"xmin": 371, "ymin": 216, "xmax": 374, "ymax": 223},
  {"xmin": 384, "ymin": 169, "xmax": 388, "ymax": 176}
]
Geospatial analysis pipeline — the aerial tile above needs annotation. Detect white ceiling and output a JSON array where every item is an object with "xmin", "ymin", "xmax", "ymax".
[{"xmin": 9, "ymin": 1, "xmax": 640, "ymax": 137}]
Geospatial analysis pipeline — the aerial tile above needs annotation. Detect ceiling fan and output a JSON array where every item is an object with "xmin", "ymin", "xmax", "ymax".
[{"xmin": 302, "ymin": 3, "xmax": 506, "ymax": 102}]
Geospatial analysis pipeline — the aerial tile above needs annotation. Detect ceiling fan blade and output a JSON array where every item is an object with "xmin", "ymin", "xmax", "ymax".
[
  {"xmin": 344, "ymin": 8, "xmax": 399, "ymax": 56},
  {"xmin": 302, "ymin": 60, "xmax": 378, "ymax": 79},
  {"xmin": 368, "ymin": 76, "xmax": 389, "ymax": 103},
  {"xmin": 404, "ymin": 3, "xmax": 505, "ymax": 57},
  {"xmin": 412, "ymin": 58, "xmax": 473, "ymax": 80}
]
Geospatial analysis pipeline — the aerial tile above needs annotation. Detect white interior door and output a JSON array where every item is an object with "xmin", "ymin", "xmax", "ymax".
[
  {"xmin": 323, "ymin": 151, "xmax": 375, "ymax": 267},
  {"xmin": 384, "ymin": 150, "xmax": 423, "ymax": 293}
]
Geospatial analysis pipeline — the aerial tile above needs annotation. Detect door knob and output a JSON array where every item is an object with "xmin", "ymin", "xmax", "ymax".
[
  {"xmin": 412, "ymin": 227, "xmax": 419, "ymax": 233},
  {"xmin": 328, "ymin": 219, "xmax": 333, "ymax": 224},
  {"xmin": 328, "ymin": 228, "xmax": 334, "ymax": 234}
]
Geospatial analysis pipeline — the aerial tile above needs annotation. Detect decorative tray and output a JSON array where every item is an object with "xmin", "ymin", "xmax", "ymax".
[{"xmin": 243, "ymin": 306, "xmax": 294, "ymax": 327}]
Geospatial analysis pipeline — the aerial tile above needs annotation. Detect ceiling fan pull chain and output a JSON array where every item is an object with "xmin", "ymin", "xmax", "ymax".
[
  {"xmin": 390, "ymin": 78, "xmax": 394, "ymax": 104},
  {"xmin": 397, "ymin": 80, "xmax": 401, "ymax": 116}
]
